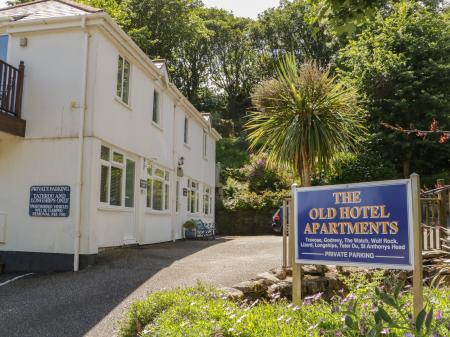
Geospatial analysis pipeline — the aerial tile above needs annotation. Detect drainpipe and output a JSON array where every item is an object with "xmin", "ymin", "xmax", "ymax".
[
  {"xmin": 74, "ymin": 15, "xmax": 89, "ymax": 272},
  {"xmin": 171, "ymin": 102, "xmax": 177, "ymax": 242}
]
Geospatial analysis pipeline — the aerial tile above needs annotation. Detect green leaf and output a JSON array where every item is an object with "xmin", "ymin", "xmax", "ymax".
[
  {"xmin": 378, "ymin": 292, "xmax": 396, "ymax": 307},
  {"xmin": 425, "ymin": 308, "xmax": 433, "ymax": 332},
  {"xmin": 393, "ymin": 281, "xmax": 404, "ymax": 299},
  {"xmin": 374, "ymin": 311, "xmax": 382, "ymax": 324},
  {"xmin": 377, "ymin": 307, "xmax": 393, "ymax": 324},
  {"xmin": 367, "ymin": 328, "xmax": 377, "ymax": 337},
  {"xmin": 415, "ymin": 308, "xmax": 427, "ymax": 333},
  {"xmin": 345, "ymin": 315, "xmax": 354, "ymax": 329}
]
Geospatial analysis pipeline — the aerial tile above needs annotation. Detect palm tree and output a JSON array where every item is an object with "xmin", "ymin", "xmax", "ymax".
[{"xmin": 246, "ymin": 55, "xmax": 366, "ymax": 186}]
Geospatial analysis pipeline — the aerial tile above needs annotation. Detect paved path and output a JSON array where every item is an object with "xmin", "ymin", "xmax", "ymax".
[{"xmin": 0, "ymin": 236, "xmax": 282, "ymax": 337}]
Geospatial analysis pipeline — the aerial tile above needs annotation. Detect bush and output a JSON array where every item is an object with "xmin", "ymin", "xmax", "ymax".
[
  {"xmin": 217, "ymin": 137, "xmax": 250, "ymax": 169},
  {"xmin": 119, "ymin": 282, "xmax": 450, "ymax": 337}
]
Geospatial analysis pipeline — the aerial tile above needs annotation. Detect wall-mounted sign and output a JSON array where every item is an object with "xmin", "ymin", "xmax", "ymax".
[
  {"xmin": 294, "ymin": 180, "xmax": 413, "ymax": 270},
  {"xmin": 29, "ymin": 186, "xmax": 71, "ymax": 217},
  {"xmin": 140, "ymin": 179, "xmax": 148, "ymax": 189},
  {"xmin": 183, "ymin": 188, "xmax": 188, "ymax": 196}
]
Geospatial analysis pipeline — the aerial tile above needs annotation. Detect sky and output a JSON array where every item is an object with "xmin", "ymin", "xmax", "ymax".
[
  {"xmin": 0, "ymin": 1, "xmax": 281, "ymax": 18},
  {"xmin": 203, "ymin": 0, "xmax": 280, "ymax": 18}
]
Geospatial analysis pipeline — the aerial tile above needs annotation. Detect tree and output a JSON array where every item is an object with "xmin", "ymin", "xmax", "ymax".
[
  {"xmin": 207, "ymin": 10, "xmax": 260, "ymax": 124},
  {"xmin": 252, "ymin": 0, "xmax": 337, "ymax": 75},
  {"xmin": 246, "ymin": 55, "xmax": 366, "ymax": 186},
  {"xmin": 338, "ymin": 0, "xmax": 450, "ymax": 177}
]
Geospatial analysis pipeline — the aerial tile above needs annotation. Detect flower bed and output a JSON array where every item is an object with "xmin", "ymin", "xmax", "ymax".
[{"xmin": 120, "ymin": 278, "xmax": 450, "ymax": 337}]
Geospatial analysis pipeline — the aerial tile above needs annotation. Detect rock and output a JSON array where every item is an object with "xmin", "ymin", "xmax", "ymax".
[
  {"xmin": 267, "ymin": 281, "xmax": 292, "ymax": 300},
  {"xmin": 270, "ymin": 267, "xmax": 287, "ymax": 280},
  {"xmin": 256, "ymin": 272, "xmax": 281, "ymax": 286},
  {"xmin": 302, "ymin": 264, "xmax": 329, "ymax": 276},
  {"xmin": 284, "ymin": 267, "xmax": 292, "ymax": 277},
  {"xmin": 218, "ymin": 287, "xmax": 244, "ymax": 301},
  {"xmin": 232, "ymin": 279, "xmax": 268, "ymax": 300}
]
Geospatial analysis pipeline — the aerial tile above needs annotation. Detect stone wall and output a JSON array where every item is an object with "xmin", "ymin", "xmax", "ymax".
[{"xmin": 215, "ymin": 208, "xmax": 276, "ymax": 235}]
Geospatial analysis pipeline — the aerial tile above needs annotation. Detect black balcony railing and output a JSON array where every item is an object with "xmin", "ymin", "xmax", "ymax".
[{"xmin": 0, "ymin": 60, "xmax": 24, "ymax": 118}]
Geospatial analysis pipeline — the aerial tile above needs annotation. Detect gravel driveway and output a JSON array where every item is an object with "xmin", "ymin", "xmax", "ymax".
[{"xmin": 0, "ymin": 236, "xmax": 282, "ymax": 337}]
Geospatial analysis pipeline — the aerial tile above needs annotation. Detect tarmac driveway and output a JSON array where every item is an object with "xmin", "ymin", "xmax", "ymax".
[{"xmin": 0, "ymin": 236, "xmax": 282, "ymax": 337}]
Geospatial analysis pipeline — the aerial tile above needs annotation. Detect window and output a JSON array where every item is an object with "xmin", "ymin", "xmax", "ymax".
[
  {"xmin": 203, "ymin": 185, "xmax": 213, "ymax": 215},
  {"xmin": 203, "ymin": 131, "xmax": 207, "ymax": 158},
  {"xmin": 146, "ymin": 164, "xmax": 170, "ymax": 211},
  {"xmin": 0, "ymin": 35, "xmax": 8, "ymax": 62},
  {"xmin": 187, "ymin": 179, "xmax": 199, "ymax": 213},
  {"xmin": 116, "ymin": 55, "xmax": 130, "ymax": 104},
  {"xmin": 152, "ymin": 90, "xmax": 160, "ymax": 125},
  {"xmin": 99, "ymin": 145, "xmax": 135, "ymax": 207},
  {"xmin": 184, "ymin": 117, "xmax": 189, "ymax": 144}
]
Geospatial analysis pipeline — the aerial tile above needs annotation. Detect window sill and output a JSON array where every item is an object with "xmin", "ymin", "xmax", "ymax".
[
  {"xmin": 203, "ymin": 156, "xmax": 207, "ymax": 161},
  {"xmin": 183, "ymin": 143, "xmax": 191, "ymax": 150},
  {"xmin": 152, "ymin": 121, "xmax": 163, "ymax": 131},
  {"xmin": 145, "ymin": 209, "xmax": 171, "ymax": 216},
  {"xmin": 114, "ymin": 96, "xmax": 132, "ymax": 110},
  {"xmin": 98, "ymin": 205, "xmax": 134, "ymax": 212}
]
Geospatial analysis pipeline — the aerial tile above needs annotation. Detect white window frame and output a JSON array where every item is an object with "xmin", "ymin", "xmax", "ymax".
[
  {"xmin": 146, "ymin": 163, "xmax": 171, "ymax": 212},
  {"xmin": 99, "ymin": 145, "xmax": 135, "ymax": 208},
  {"xmin": 152, "ymin": 89, "xmax": 161, "ymax": 126},
  {"xmin": 116, "ymin": 55, "xmax": 131, "ymax": 105},
  {"xmin": 187, "ymin": 178, "xmax": 200, "ymax": 214},
  {"xmin": 203, "ymin": 185, "xmax": 213, "ymax": 215}
]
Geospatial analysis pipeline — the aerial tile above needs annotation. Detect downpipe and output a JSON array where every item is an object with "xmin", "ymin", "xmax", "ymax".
[{"xmin": 74, "ymin": 16, "xmax": 89, "ymax": 272}]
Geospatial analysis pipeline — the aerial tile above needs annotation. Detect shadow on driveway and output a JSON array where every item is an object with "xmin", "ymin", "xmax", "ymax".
[{"xmin": 0, "ymin": 238, "xmax": 228, "ymax": 337}]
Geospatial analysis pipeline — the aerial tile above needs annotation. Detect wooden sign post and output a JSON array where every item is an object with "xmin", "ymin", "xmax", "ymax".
[{"xmin": 411, "ymin": 173, "xmax": 424, "ymax": 319}]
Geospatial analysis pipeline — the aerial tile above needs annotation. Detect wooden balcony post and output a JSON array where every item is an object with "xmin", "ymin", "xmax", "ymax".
[{"xmin": 15, "ymin": 61, "xmax": 24, "ymax": 118}]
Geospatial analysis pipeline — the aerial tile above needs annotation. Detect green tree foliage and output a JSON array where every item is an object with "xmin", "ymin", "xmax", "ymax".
[
  {"xmin": 338, "ymin": 0, "xmax": 450, "ymax": 177},
  {"xmin": 246, "ymin": 55, "xmax": 366, "ymax": 186},
  {"xmin": 252, "ymin": 0, "xmax": 337, "ymax": 75}
]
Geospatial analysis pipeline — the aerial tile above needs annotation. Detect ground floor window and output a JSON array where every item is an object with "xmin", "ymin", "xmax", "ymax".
[
  {"xmin": 146, "ymin": 164, "xmax": 170, "ymax": 211},
  {"xmin": 100, "ymin": 145, "xmax": 135, "ymax": 207},
  {"xmin": 203, "ymin": 185, "xmax": 213, "ymax": 215},
  {"xmin": 187, "ymin": 179, "xmax": 199, "ymax": 213}
]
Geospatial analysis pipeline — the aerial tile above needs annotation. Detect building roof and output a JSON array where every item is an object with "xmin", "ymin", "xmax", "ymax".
[{"xmin": 0, "ymin": 0, "xmax": 102, "ymax": 21}]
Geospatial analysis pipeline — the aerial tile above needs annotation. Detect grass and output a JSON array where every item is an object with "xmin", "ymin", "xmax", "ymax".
[{"xmin": 119, "ymin": 278, "xmax": 450, "ymax": 337}]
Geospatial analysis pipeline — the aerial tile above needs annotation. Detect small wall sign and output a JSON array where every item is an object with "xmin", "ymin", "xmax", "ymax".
[
  {"xmin": 294, "ymin": 180, "xmax": 413, "ymax": 270},
  {"xmin": 29, "ymin": 186, "xmax": 71, "ymax": 217},
  {"xmin": 183, "ymin": 188, "xmax": 188, "ymax": 196},
  {"xmin": 140, "ymin": 179, "xmax": 148, "ymax": 189}
]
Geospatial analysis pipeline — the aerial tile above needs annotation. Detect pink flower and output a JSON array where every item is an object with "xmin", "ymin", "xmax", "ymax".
[{"xmin": 435, "ymin": 310, "xmax": 443, "ymax": 321}]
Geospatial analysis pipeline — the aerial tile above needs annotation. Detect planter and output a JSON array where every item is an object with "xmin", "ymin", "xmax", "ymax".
[{"xmin": 184, "ymin": 228, "xmax": 197, "ymax": 239}]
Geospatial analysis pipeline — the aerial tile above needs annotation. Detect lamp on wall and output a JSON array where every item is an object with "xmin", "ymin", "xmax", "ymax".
[
  {"xmin": 178, "ymin": 157, "xmax": 185, "ymax": 167},
  {"xmin": 177, "ymin": 157, "xmax": 184, "ymax": 177}
]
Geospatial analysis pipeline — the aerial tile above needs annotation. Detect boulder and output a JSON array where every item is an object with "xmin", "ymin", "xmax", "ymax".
[
  {"xmin": 269, "ymin": 267, "xmax": 287, "ymax": 280},
  {"xmin": 232, "ymin": 279, "xmax": 268, "ymax": 300},
  {"xmin": 267, "ymin": 281, "xmax": 292, "ymax": 300},
  {"xmin": 256, "ymin": 272, "xmax": 281, "ymax": 286},
  {"xmin": 302, "ymin": 265, "xmax": 329, "ymax": 276},
  {"xmin": 218, "ymin": 287, "xmax": 244, "ymax": 301}
]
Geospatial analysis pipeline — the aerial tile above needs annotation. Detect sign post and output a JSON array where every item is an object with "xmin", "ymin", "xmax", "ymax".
[
  {"xmin": 292, "ymin": 177, "xmax": 422, "ymax": 311},
  {"xmin": 411, "ymin": 173, "xmax": 424, "ymax": 319}
]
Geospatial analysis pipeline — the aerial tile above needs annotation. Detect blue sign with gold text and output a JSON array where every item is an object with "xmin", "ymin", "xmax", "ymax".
[{"xmin": 295, "ymin": 180, "xmax": 414, "ymax": 269}]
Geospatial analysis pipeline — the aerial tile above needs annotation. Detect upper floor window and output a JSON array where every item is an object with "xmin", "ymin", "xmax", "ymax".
[
  {"xmin": 184, "ymin": 117, "xmax": 189, "ymax": 144},
  {"xmin": 146, "ymin": 164, "xmax": 170, "ymax": 211},
  {"xmin": 152, "ymin": 90, "xmax": 160, "ymax": 125},
  {"xmin": 100, "ymin": 145, "xmax": 135, "ymax": 207},
  {"xmin": 203, "ymin": 131, "xmax": 207, "ymax": 158},
  {"xmin": 116, "ymin": 55, "xmax": 130, "ymax": 104},
  {"xmin": 0, "ymin": 35, "xmax": 8, "ymax": 62}
]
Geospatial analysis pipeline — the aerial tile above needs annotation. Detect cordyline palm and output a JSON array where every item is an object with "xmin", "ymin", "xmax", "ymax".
[{"xmin": 246, "ymin": 55, "xmax": 366, "ymax": 187}]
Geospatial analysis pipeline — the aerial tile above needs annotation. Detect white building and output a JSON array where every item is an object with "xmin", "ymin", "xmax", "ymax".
[{"xmin": 0, "ymin": 0, "xmax": 221, "ymax": 272}]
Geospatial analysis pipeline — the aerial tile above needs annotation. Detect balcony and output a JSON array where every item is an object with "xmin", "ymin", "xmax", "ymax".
[{"xmin": 0, "ymin": 60, "xmax": 25, "ymax": 137}]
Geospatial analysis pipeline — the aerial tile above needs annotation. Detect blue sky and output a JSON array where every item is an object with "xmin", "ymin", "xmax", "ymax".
[
  {"xmin": 203, "ymin": 0, "xmax": 280, "ymax": 18},
  {"xmin": 0, "ymin": 1, "xmax": 281, "ymax": 18}
]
